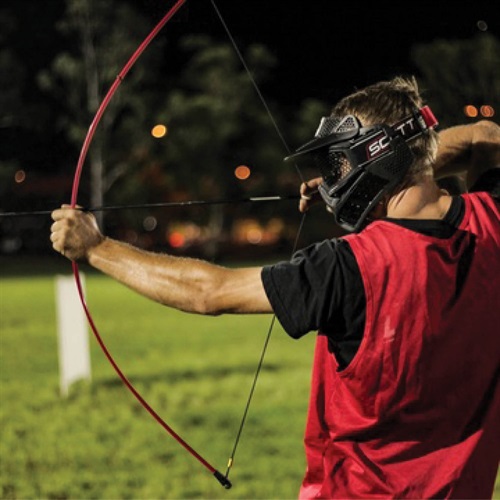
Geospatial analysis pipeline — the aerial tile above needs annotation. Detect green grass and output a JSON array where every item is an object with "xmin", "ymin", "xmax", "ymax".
[
  {"xmin": 1, "ymin": 258, "xmax": 499, "ymax": 499},
  {"xmin": 1, "ymin": 260, "xmax": 314, "ymax": 499}
]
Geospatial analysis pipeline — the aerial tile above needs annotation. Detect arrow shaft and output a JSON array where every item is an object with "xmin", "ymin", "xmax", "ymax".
[{"xmin": 0, "ymin": 194, "xmax": 300, "ymax": 218}]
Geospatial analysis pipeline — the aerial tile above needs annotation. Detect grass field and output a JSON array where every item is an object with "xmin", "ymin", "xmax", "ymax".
[
  {"xmin": 1, "ymin": 257, "xmax": 499, "ymax": 499},
  {"xmin": 1, "ymin": 257, "xmax": 315, "ymax": 499}
]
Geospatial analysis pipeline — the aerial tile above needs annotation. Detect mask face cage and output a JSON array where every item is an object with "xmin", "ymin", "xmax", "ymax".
[
  {"xmin": 322, "ymin": 132, "xmax": 415, "ymax": 232},
  {"xmin": 285, "ymin": 106, "xmax": 438, "ymax": 233},
  {"xmin": 312, "ymin": 115, "xmax": 362, "ymax": 187}
]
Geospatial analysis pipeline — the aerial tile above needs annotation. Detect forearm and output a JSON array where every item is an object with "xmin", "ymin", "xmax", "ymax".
[
  {"xmin": 87, "ymin": 238, "xmax": 271, "ymax": 315},
  {"xmin": 434, "ymin": 120, "xmax": 500, "ymax": 188}
]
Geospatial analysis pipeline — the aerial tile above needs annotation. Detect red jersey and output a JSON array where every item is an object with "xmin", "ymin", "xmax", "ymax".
[{"xmin": 300, "ymin": 192, "xmax": 500, "ymax": 499}]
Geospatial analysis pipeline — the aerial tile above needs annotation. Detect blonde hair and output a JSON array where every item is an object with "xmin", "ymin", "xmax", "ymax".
[{"xmin": 331, "ymin": 76, "xmax": 438, "ymax": 184}]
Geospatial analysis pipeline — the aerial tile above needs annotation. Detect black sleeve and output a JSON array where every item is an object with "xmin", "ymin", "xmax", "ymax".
[
  {"xmin": 261, "ymin": 238, "xmax": 363, "ymax": 340},
  {"xmin": 469, "ymin": 167, "xmax": 500, "ymax": 199}
]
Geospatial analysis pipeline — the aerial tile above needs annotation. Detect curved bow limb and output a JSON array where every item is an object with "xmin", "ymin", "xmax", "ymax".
[{"xmin": 69, "ymin": 0, "xmax": 231, "ymax": 489}]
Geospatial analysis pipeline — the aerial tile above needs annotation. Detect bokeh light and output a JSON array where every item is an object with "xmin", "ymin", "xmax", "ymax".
[
  {"xmin": 168, "ymin": 232, "xmax": 185, "ymax": 248},
  {"xmin": 151, "ymin": 124, "xmax": 167, "ymax": 138},
  {"xmin": 143, "ymin": 216, "xmax": 158, "ymax": 231},
  {"xmin": 464, "ymin": 105, "xmax": 478, "ymax": 118},
  {"xmin": 480, "ymin": 105, "xmax": 495, "ymax": 118},
  {"xmin": 14, "ymin": 170, "xmax": 26, "ymax": 183},
  {"xmin": 476, "ymin": 20, "xmax": 488, "ymax": 31},
  {"xmin": 234, "ymin": 165, "xmax": 251, "ymax": 180}
]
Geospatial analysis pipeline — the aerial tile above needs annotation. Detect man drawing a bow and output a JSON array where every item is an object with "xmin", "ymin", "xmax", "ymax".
[{"xmin": 51, "ymin": 76, "xmax": 500, "ymax": 498}]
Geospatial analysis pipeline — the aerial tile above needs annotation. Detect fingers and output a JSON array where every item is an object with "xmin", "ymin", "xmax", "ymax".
[
  {"xmin": 51, "ymin": 204, "xmax": 82, "ymax": 221},
  {"xmin": 299, "ymin": 193, "xmax": 313, "ymax": 213},
  {"xmin": 299, "ymin": 177, "xmax": 323, "ymax": 213},
  {"xmin": 50, "ymin": 205, "xmax": 103, "ymax": 261},
  {"xmin": 50, "ymin": 209, "xmax": 75, "ymax": 259},
  {"xmin": 50, "ymin": 219, "xmax": 69, "ymax": 258}
]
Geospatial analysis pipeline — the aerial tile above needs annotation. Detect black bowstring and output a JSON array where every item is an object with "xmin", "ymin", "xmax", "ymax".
[{"xmin": 209, "ymin": 0, "xmax": 307, "ymax": 481}]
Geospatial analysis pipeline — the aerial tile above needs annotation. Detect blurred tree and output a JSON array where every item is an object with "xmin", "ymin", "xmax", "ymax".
[
  {"xmin": 2, "ymin": 0, "xmax": 329, "ymax": 256},
  {"xmin": 0, "ymin": 4, "xmax": 62, "ymax": 205},
  {"xmin": 147, "ymin": 34, "xmax": 328, "ymax": 257},
  {"xmin": 412, "ymin": 33, "xmax": 500, "ymax": 127},
  {"xmin": 37, "ymin": 0, "xmax": 164, "ymax": 227},
  {"xmin": 0, "ymin": 32, "xmax": 23, "ymax": 200},
  {"xmin": 33, "ymin": 3, "xmax": 328, "ymax": 256},
  {"xmin": 0, "ymin": 3, "xmax": 70, "ymax": 254}
]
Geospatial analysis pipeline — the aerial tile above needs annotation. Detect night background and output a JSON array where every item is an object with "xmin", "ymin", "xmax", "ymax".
[{"xmin": 1, "ymin": 0, "xmax": 499, "ymax": 258}]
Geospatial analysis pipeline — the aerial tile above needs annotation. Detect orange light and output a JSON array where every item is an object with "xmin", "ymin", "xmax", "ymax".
[
  {"xmin": 480, "ymin": 105, "xmax": 495, "ymax": 118},
  {"xmin": 463, "ymin": 105, "xmax": 478, "ymax": 118},
  {"xmin": 246, "ymin": 228, "xmax": 263, "ymax": 244},
  {"xmin": 168, "ymin": 232, "xmax": 185, "ymax": 248},
  {"xmin": 151, "ymin": 124, "xmax": 168, "ymax": 138},
  {"xmin": 234, "ymin": 165, "xmax": 251, "ymax": 180}
]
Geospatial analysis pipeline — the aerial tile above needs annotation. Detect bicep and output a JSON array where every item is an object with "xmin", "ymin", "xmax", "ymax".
[{"xmin": 207, "ymin": 266, "xmax": 273, "ymax": 315}]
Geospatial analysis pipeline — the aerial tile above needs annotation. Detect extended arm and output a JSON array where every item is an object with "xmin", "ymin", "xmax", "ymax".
[{"xmin": 50, "ymin": 207, "xmax": 272, "ymax": 315}]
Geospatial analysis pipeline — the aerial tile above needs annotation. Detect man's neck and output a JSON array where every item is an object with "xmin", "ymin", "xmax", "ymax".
[{"xmin": 386, "ymin": 176, "xmax": 453, "ymax": 220}]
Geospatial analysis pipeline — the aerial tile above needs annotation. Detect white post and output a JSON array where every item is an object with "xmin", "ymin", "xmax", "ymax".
[{"xmin": 56, "ymin": 274, "xmax": 91, "ymax": 397}]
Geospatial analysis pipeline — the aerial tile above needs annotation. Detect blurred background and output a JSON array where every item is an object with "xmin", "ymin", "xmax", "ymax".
[
  {"xmin": 1, "ymin": 1, "xmax": 499, "ymax": 499},
  {"xmin": 1, "ymin": 0, "xmax": 498, "ymax": 261}
]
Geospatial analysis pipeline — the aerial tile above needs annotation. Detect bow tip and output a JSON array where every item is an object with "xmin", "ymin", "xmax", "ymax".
[{"xmin": 213, "ymin": 470, "xmax": 232, "ymax": 489}]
